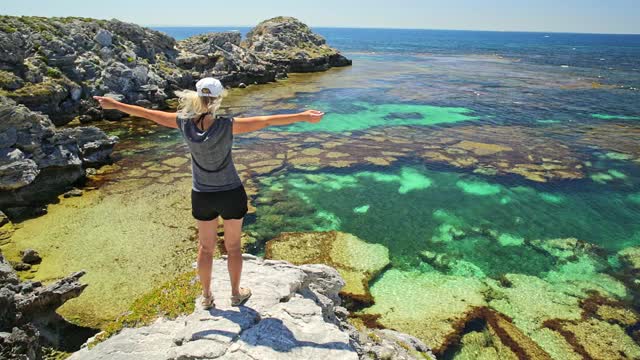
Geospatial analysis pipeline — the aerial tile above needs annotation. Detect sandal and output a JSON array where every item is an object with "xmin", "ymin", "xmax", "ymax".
[
  {"xmin": 200, "ymin": 293, "xmax": 215, "ymax": 309},
  {"xmin": 230, "ymin": 287, "xmax": 252, "ymax": 306}
]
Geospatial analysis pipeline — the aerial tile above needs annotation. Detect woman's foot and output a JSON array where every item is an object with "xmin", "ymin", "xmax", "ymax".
[
  {"xmin": 200, "ymin": 293, "xmax": 215, "ymax": 309},
  {"xmin": 230, "ymin": 287, "xmax": 252, "ymax": 306}
]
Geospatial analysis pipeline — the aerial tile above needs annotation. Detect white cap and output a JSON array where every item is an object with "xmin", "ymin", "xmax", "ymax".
[{"xmin": 196, "ymin": 77, "xmax": 224, "ymax": 97}]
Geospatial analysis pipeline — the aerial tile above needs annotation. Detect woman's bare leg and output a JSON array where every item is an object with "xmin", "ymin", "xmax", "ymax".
[
  {"xmin": 196, "ymin": 219, "xmax": 218, "ymax": 297},
  {"xmin": 222, "ymin": 218, "xmax": 244, "ymax": 296}
]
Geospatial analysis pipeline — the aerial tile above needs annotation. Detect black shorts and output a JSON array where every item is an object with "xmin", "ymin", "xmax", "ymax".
[{"xmin": 191, "ymin": 185, "xmax": 248, "ymax": 221}]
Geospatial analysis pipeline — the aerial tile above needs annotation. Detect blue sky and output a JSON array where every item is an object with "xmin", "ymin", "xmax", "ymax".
[{"xmin": 2, "ymin": 0, "xmax": 639, "ymax": 34}]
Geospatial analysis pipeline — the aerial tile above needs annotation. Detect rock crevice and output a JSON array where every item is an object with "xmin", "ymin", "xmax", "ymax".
[{"xmin": 0, "ymin": 251, "xmax": 93, "ymax": 359}]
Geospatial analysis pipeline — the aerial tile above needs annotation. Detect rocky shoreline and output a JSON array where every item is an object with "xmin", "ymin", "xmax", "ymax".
[
  {"xmin": 0, "ymin": 15, "xmax": 351, "ymax": 125},
  {"xmin": 0, "ymin": 14, "xmax": 355, "ymax": 359}
]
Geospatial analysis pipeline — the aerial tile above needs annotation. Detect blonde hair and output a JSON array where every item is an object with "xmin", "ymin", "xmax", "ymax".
[{"xmin": 175, "ymin": 89, "xmax": 226, "ymax": 118}]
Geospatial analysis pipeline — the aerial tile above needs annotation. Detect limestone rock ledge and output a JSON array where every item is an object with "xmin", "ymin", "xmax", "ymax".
[{"xmin": 70, "ymin": 255, "xmax": 434, "ymax": 360}]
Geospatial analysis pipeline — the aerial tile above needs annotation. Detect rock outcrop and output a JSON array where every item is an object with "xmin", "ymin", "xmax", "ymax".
[
  {"xmin": 0, "ymin": 16, "xmax": 192, "ymax": 124},
  {"xmin": 70, "ymin": 255, "xmax": 433, "ymax": 360},
  {"xmin": 176, "ymin": 32, "xmax": 282, "ymax": 87},
  {"xmin": 244, "ymin": 16, "xmax": 352, "ymax": 73},
  {"xmin": 0, "ymin": 96, "xmax": 117, "ymax": 214},
  {"xmin": 0, "ymin": 251, "xmax": 92, "ymax": 359}
]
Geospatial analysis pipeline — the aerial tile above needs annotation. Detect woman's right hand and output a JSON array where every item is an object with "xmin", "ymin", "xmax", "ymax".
[
  {"xmin": 93, "ymin": 96, "xmax": 120, "ymax": 110},
  {"xmin": 301, "ymin": 110, "xmax": 324, "ymax": 123}
]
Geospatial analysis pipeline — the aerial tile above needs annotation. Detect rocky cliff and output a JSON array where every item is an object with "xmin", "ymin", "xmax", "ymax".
[
  {"xmin": 175, "ymin": 32, "xmax": 282, "ymax": 88},
  {"xmin": 70, "ymin": 255, "xmax": 434, "ymax": 360}
]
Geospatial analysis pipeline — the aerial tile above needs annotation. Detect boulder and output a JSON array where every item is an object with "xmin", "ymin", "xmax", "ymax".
[
  {"xmin": 20, "ymin": 249, "xmax": 41, "ymax": 265},
  {"xmin": 93, "ymin": 29, "xmax": 113, "ymax": 47},
  {"xmin": 0, "ymin": 324, "xmax": 40, "ymax": 360},
  {"xmin": 0, "ymin": 248, "xmax": 88, "ymax": 359},
  {"xmin": 0, "ymin": 96, "xmax": 118, "ymax": 212},
  {"xmin": 14, "ymin": 271, "xmax": 87, "ymax": 319},
  {"xmin": 0, "ymin": 252, "xmax": 18, "ymax": 286}
]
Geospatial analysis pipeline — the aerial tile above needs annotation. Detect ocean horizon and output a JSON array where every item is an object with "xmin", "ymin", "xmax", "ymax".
[{"xmin": 149, "ymin": 24, "xmax": 640, "ymax": 36}]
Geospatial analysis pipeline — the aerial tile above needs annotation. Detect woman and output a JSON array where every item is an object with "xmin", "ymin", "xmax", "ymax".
[{"xmin": 93, "ymin": 77, "xmax": 324, "ymax": 308}]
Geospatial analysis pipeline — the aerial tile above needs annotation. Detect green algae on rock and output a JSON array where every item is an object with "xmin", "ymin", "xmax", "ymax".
[
  {"xmin": 576, "ymin": 123, "xmax": 640, "ymax": 165},
  {"xmin": 353, "ymin": 205, "xmax": 370, "ymax": 214},
  {"xmin": 448, "ymin": 308, "xmax": 556, "ymax": 360},
  {"xmin": 358, "ymin": 269, "xmax": 488, "ymax": 355},
  {"xmin": 287, "ymin": 167, "xmax": 432, "ymax": 195},
  {"xmin": 230, "ymin": 118, "xmax": 625, "ymax": 185},
  {"xmin": 497, "ymin": 233, "xmax": 525, "ymax": 247},
  {"xmin": 265, "ymin": 231, "xmax": 389, "ymax": 304},
  {"xmin": 90, "ymin": 270, "xmax": 200, "ymax": 347},
  {"xmin": 1, "ymin": 175, "xmax": 197, "ymax": 328},
  {"xmin": 350, "ymin": 233, "xmax": 636, "ymax": 358},
  {"xmin": 617, "ymin": 246, "xmax": 640, "ymax": 275},
  {"xmin": 456, "ymin": 179, "xmax": 502, "ymax": 196}
]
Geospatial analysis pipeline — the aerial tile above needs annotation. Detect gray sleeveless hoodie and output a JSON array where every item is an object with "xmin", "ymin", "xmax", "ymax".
[{"xmin": 175, "ymin": 113, "xmax": 243, "ymax": 192}]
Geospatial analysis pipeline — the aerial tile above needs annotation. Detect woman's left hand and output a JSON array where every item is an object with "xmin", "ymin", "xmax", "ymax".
[{"xmin": 93, "ymin": 96, "xmax": 120, "ymax": 110}]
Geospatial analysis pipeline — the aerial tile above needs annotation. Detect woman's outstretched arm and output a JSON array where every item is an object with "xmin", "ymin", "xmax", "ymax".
[
  {"xmin": 232, "ymin": 110, "xmax": 324, "ymax": 134},
  {"xmin": 93, "ymin": 96, "xmax": 178, "ymax": 128}
]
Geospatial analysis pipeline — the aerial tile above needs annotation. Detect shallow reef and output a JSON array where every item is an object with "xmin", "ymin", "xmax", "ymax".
[{"xmin": 265, "ymin": 231, "xmax": 390, "ymax": 305}]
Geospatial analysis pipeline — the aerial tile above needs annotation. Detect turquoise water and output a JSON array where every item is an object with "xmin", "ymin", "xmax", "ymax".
[
  {"xmin": 592, "ymin": 113, "xmax": 640, "ymax": 120},
  {"xmin": 248, "ymin": 165, "xmax": 640, "ymax": 277}
]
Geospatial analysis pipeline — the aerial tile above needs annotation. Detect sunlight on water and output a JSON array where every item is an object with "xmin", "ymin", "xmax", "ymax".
[
  {"xmin": 271, "ymin": 102, "xmax": 478, "ymax": 132},
  {"xmin": 591, "ymin": 114, "xmax": 640, "ymax": 120}
]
